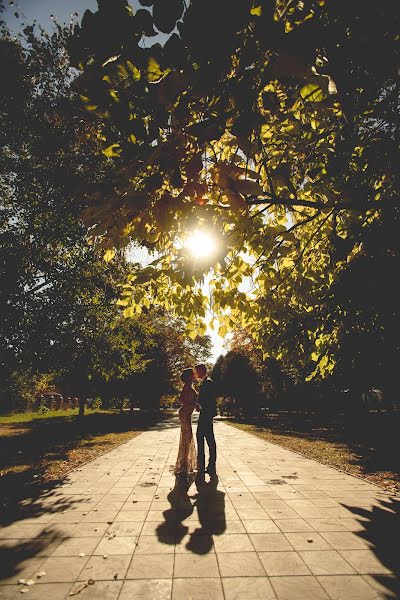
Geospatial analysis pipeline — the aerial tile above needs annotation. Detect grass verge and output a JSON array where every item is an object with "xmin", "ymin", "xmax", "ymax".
[
  {"xmin": 0, "ymin": 408, "xmax": 110, "ymax": 425},
  {"xmin": 0, "ymin": 410, "xmax": 156, "ymax": 514}
]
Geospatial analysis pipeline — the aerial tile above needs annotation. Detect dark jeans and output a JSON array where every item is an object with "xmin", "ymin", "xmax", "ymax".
[{"xmin": 196, "ymin": 414, "xmax": 216, "ymax": 472}]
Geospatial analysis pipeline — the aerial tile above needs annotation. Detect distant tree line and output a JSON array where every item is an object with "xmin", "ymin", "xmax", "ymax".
[
  {"xmin": 0, "ymin": 23, "xmax": 211, "ymax": 414},
  {"xmin": 212, "ymin": 327, "xmax": 397, "ymax": 420}
]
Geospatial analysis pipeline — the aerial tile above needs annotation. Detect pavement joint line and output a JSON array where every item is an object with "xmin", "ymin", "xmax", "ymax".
[{"xmin": 1, "ymin": 417, "xmax": 397, "ymax": 600}]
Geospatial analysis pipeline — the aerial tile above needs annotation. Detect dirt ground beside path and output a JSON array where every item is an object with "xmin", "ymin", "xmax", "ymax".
[{"xmin": 227, "ymin": 411, "xmax": 400, "ymax": 494}]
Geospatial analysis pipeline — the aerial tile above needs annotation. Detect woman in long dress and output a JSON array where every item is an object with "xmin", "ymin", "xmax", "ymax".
[{"xmin": 174, "ymin": 368, "xmax": 198, "ymax": 482}]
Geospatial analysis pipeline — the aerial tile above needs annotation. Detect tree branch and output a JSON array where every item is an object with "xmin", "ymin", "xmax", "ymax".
[
  {"xmin": 246, "ymin": 195, "xmax": 393, "ymax": 212},
  {"xmin": 247, "ymin": 195, "xmax": 327, "ymax": 209}
]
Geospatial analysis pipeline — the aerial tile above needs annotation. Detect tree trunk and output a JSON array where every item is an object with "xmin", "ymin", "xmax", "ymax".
[{"xmin": 78, "ymin": 397, "xmax": 85, "ymax": 417}]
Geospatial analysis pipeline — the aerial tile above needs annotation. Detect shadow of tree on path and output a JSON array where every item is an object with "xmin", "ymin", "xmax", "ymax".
[
  {"xmin": 0, "ymin": 531, "xmax": 62, "ymax": 583},
  {"xmin": 341, "ymin": 496, "xmax": 400, "ymax": 598},
  {"xmin": 0, "ymin": 411, "xmax": 169, "ymax": 583},
  {"xmin": 0, "ymin": 411, "xmax": 170, "ymax": 526}
]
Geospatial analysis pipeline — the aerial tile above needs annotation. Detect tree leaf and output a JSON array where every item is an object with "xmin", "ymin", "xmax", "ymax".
[
  {"xmin": 147, "ymin": 57, "xmax": 170, "ymax": 83},
  {"xmin": 300, "ymin": 81, "xmax": 327, "ymax": 102},
  {"xmin": 153, "ymin": 0, "xmax": 184, "ymax": 34},
  {"xmin": 126, "ymin": 61, "xmax": 141, "ymax": 81},
  {"xmin": 102, "ymin": 144, "xmax": 121, "ymax": 158},
  {"xmin": 123, "ymin": 305, "xmax": 134, "ymax": 318},
  {"xmin": 103, "ymin": 249, "xmax": 115, "ymax": 262},
  {"xmin": 234, "ymin": 180, "xmax": 264, "ymax": 196},
  {"xmin": 251, "ymin": 5, "xmax": 262, "ymax": 17}
]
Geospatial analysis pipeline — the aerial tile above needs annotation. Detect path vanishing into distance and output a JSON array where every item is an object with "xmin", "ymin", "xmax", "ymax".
[{"xmin": 1, "ymin": 416, "xmax": 399, "ymax": 599}]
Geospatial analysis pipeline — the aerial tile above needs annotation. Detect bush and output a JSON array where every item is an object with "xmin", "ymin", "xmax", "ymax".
[{"xmin": 90, "ymin": 398, "xmax": 102, "ymax": 410}]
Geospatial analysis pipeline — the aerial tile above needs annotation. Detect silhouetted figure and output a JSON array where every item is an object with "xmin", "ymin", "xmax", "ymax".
[
  {"xmin": 195, "ymin": 364, "xmax": 217, "ymax": 475},
  {"xmin": 174, "ymin": 368, "xmax": 198, "ymax": 482},
  {"xmin": 186, "ymin": 474, "xmax": 226, "ymax": 554},
  {"xmin": 156, "ymin": 476, "xmax": 194, "ymax": 547}
]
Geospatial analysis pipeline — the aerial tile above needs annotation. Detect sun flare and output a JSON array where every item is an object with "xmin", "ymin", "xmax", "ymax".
[{"xmin": 184, "ymin": 230, "xmax": 218, "ymax": 259}]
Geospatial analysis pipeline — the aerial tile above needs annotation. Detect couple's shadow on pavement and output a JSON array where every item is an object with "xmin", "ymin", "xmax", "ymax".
[{"xmin": 156, "ymin": 474, "xmax": 226, "ymax": 554}]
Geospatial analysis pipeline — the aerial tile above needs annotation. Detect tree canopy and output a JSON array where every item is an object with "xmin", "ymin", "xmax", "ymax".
[{"xmin": 2, "ymin": 0, "xmax": 399, "ymax": 402}]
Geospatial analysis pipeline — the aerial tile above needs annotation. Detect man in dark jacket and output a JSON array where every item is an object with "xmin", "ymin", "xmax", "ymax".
[{"xmin": 195, "ymin": 363, "xmax": 217, "ymax": 475}]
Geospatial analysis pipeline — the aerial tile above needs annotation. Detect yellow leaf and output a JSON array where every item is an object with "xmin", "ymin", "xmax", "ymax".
[
  {"xmin": 123, "ymin": 305, "xmax": 134, "ymax": 318},
  {"xmin": 117, "ymin": 63, "xmax": 129, "ymax": 80},
  {"xmin": 300, "ymin": 81, "xmax": 326, "ymax": 102},
  {"xmin": 283, "ymin": 121, "xmax": 301, "ymax": 135},
  {"xmin": 116, "ymin": 298, "xmax": 130, "ymax": 306},
  {"xmin": 300, "ymin": 75, "xmax": 336, "ymax": 103},
  {"xmin": 188, "ymin": 329, "xmax": 197, "ymax": 340},
  {"xmin": 218, "ymin": 325, "xmax": 228, "ymax": 337},
  {"xmin": 147, "ymin": 57, "xmax": 170, "ymax": 83},
  {"xmin": 102, "ymin": 143, "xmax": 121, "ymax": 158},
  {"xmin": 261, "ymin": 124, "xmax": 274, "ymax": 139},
  {"xmin": 109, "ymin": 89, "xmax": 119, "ymax": 102},
  {"xmin": 127, "ymin": 60, "xmax": 141, "ymax": 81},
  {"xmin": 281, "ymin": 257, "xmax": 295, "ymax": 269},
  {"xmin": 103, "ymin": 248, "xmax": 115, "ymax": 262},
  {"xmin": 251, "ymin": 5, "xmax": 262, "ymax": 16}
]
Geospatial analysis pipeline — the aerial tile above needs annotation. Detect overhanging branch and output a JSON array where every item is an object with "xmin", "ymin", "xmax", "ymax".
[{"xmin": 246, "ymin": 195, "xmax": 392, "ymax": 212}]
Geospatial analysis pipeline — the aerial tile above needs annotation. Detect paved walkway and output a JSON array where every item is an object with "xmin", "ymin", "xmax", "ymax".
[{"xmin": 1, "ymin": 417, "xmax": 399, "ymax": 599}]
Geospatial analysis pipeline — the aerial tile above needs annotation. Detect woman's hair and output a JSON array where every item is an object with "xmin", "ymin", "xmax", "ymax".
[{"xmin": 180, "ymin": 368, "xmax": 194, "ymax": 384}]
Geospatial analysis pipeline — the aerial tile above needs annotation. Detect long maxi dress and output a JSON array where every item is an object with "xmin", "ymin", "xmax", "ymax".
[{"xmin": 174, "ymin": 383, "xmax": 197, "ymax": 481}]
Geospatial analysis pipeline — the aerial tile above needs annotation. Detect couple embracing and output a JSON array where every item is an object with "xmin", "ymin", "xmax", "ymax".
[{"xmin": 174, "ymin": 363, "xmax": 217, "ymax": 481}]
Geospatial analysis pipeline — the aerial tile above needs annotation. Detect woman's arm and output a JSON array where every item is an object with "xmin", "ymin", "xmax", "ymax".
[
  {"xmin": 178, "ymin": 386, "xmax": 187, "ymax": 406},
  {"xmin": 192, "ymin": 388, "xmax": 200, "ymax": 411}
]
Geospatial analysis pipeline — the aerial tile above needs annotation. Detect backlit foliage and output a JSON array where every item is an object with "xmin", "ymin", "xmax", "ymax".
[{"xmin": 69, "ymin": 0, "xmax": 399, "ymax": 380}]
